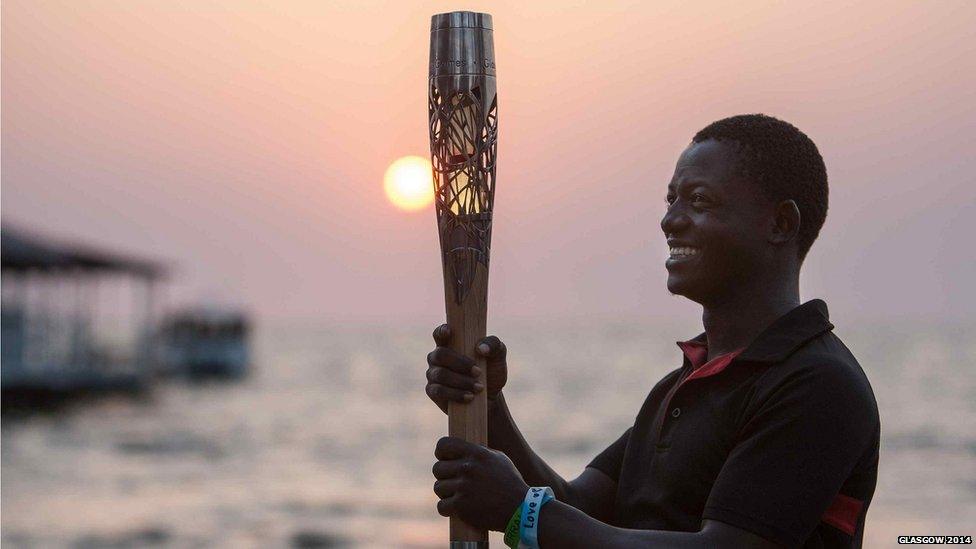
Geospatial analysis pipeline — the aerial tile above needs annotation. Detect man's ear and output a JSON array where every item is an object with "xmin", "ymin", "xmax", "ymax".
[{"xmin": 769, "ymin": 199, "xmax": 801, "ymax": 245}]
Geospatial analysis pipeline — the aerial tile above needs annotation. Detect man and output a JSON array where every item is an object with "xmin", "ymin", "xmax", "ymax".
[{"xmin": 425, "ymin": 114, "xmax": 880, "ymax": 548}]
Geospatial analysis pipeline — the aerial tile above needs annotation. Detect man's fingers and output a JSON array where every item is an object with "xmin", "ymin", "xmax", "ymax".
[
  {"xmin": 436, "ymin": 495, "xmax": 458, "ymax": 517},
  {"xmin": 476, "ymin": 335, "xmax": 507, "ymax": 362},
  {"xmin": 427, "ymin": 367, "xmax": 483, "ymax": 392},
  {"xmin": 433, "ymin": 478, "xmax": 461, "ymax": 498},
  {"xmin": 426, "ymin": 383, "xmax": 474, "ymax": 404},
  {"xmin": 432, "ymin": 324, "xmax": 451, "ymax": 346},
  {"xmin": 427, "ymin": 347, "xmax": 477, "ymax": 375},
  {"xmin": 435, "ymin": 436, "xmax": 481, "ymax": 460},
  {"xmin": 432, "ymin": 459, "xmax": 463, "ymax": 480}
]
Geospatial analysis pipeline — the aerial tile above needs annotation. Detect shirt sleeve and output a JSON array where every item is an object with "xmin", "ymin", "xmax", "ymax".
[
  {"xmin": 585, "ymin": 426, "xmax": 632, "ymax": 483},
  {"xmin": 702, "ymin": 360, "xmax": 879, "ymax": 547}
]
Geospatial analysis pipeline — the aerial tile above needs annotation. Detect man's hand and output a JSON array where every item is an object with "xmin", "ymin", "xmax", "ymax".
[
  {"xmin": 432, "ymin": 436, "xmax": 528, "ymax": 532},
  {"xmin": 425, "ymin": 324, "xmax": 508, "ymax": 414}
]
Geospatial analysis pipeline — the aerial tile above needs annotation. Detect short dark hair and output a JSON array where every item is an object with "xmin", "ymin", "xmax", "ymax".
[{"xmin": 692, "ymin": 114, "xmax": 828, "ymax": 261}]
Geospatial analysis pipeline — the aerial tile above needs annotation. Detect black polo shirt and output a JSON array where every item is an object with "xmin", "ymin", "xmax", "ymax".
[{"xmin": 586, "ymin": 300, "xmax": 880, "ymax": 548}]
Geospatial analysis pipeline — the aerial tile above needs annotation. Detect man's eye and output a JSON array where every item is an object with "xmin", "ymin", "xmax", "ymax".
[
  {"xmin": 691, "ymin": 193, "xmax": 708, "ymax": 203},
  {"xmin": 665, "ymin": 195, "xmax": 676, "ymax": 205}
]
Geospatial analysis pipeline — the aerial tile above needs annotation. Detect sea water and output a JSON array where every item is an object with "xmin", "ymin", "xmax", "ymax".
[{"xmin": 2, "ymin": 319, "xmax": 974, "ymax": 547}]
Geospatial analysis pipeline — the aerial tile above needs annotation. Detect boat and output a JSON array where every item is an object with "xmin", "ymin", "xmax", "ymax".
[{"xmin": 157, "ymin": 307, "xmax": 250, "ymax": 380}]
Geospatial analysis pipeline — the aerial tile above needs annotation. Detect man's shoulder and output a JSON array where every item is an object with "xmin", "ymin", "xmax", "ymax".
[
  {"xmin": 767, "ymin": 327, "xmax": 863, "ymax": 376},
  {"xmin": 755, "ymin": 330, "xmax": 879, "ymax": 417}
]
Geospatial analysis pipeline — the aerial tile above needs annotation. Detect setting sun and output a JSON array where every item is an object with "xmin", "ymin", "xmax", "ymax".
[{"xmin": 384, "ymin": 156, "xmax": 434, "ymax": 211}]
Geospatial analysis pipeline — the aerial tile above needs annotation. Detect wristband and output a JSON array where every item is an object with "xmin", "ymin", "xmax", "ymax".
[
  {"xmin": 503, "ymin": 505, "xmax": 522, "ymax": 549},
  {"xmin": 519, "ymin": 486, "xmax": 555, "ymax": 549}
]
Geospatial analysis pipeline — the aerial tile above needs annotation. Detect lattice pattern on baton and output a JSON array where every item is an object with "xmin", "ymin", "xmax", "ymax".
[{"xmin": 429, "ymin": 83, "xmax": 498, "ymax": 304}]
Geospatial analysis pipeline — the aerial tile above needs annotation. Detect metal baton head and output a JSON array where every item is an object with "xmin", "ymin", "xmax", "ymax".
[{"xmin": 428, "ymin": 11, "xmax": 498, "ymax": 305}]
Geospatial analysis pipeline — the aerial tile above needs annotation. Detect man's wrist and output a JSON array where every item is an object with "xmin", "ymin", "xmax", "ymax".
[
  {"xmin": 519, "ymin": 486, "xmax": 556, "ymax": 548},
  {"xmin": 487, "ymin": 390, "xmax": 509, "ymax": 449},
  {"xmin": 488, "ymin": 389, "xmax": 504, "ymax": 410}
]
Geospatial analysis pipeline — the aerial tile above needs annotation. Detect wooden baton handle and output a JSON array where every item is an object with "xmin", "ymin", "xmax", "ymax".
[{"xmin": 444, "ymin": 259, "xmax": 489, "ymax": 546}]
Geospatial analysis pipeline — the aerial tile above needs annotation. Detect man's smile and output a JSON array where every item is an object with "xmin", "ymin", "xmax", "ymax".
[
  {"xmin": 666, "ymin": 245, "xmax": 700, "ymax": 267},
  {"xmin": 669, "ymin": 246, "xmax": 700, "ymax": 257}
]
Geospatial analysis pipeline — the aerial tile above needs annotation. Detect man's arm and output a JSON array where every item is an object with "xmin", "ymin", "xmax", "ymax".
[
  {"xmin": 433, "ymin": 436, "xmax": 781, "ymax": 548},
  {"xmin": 488, "ymin": 392, "xmax": 616, "ymax": 520},
  {"xmin": 538, "ymin": 504, "xmax": 782, "ymax": 548}
]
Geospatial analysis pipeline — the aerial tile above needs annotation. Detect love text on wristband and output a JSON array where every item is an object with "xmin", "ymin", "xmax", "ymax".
[{"xmin": 519, "ymin": 486, "xmax": 555, "ymax": 549}]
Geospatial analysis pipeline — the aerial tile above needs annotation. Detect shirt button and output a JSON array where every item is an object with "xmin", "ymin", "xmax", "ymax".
[{"xmin": 671, "ymin": 408, "xmax": 681, "ymax": 418}]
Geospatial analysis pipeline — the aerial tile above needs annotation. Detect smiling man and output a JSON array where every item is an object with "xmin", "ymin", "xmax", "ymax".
[{"xmin": 425, "ymin": 114, "xmax": 880, "ymax": 548}]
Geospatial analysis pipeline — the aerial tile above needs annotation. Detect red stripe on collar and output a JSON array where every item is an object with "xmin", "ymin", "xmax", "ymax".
[
  {"xmin": 676, "ymin": 340, "xmax": 744, "ymax": 378},
  {"xmin": 684, "ymin": 348, "xmax": 744, "ymax": 382}
]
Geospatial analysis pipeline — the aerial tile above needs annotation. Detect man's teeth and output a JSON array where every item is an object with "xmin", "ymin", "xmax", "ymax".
[{"xmin": 669, "ymin": 247, "xmax": 700, "ymax": 257}]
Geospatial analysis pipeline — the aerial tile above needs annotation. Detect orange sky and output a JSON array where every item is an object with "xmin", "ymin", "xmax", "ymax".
[{"xmin": 3, "ymin": 1, "xmax": 974, "ymax": 323}]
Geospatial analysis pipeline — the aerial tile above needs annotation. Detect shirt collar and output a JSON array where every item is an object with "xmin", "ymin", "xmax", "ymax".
[{"xmin": 676, "ymin": 299, "xmax": 835, "ymax": 365}]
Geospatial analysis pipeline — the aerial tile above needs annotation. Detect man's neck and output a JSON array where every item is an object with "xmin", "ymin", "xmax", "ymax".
[{"xmin": 701, "ymin": 280, "xmax": 800, "ymax": 361}]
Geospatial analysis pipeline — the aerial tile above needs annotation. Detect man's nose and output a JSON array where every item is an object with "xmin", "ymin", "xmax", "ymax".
[{"xmin": 661, "ymin": 205, "xmax": 690, "ymax": 235}]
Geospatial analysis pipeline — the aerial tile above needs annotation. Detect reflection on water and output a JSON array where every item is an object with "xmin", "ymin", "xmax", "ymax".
[{"xmin": 3, "ymin": 320, "xmax": 974, "ymax": 547}]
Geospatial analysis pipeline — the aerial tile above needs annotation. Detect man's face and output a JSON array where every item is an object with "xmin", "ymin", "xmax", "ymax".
[{"xmin": 661, "ymin": 139, "xmax": 772, "ymax": 304}]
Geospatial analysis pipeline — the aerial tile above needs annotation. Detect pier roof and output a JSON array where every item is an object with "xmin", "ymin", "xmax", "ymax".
[{"xmin": 1, "ymin": 226, "xmax": 165, "ymax": 278}]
